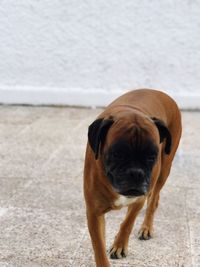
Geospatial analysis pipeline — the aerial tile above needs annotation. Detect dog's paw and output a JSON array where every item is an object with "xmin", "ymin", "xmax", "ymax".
[
  {"xmin": 138, "ymin": 225, "xmax": 153, "ymax": 240},
  {"xmin": 109, "ymin": 245, "xmax": 128, "ymax": 259}
]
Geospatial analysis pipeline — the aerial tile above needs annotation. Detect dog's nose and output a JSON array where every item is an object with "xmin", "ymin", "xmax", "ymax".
[{"xmin": 126, "ymin": 168, "xmax": 145, "ymax": 181}]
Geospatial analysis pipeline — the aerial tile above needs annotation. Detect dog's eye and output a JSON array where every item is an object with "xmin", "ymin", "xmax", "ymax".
[{"xmin": 113, "ymin": 152, "xmax": 124, "ymax": 159}]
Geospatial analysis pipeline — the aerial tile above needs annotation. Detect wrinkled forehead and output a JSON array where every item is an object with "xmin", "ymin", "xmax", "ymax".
[{"xmin": 105, "ymin": 118, "xmax": 159, "ymax": 149}]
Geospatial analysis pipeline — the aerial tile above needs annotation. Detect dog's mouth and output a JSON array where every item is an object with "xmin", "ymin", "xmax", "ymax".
[{"xmin": 120, "ymin": 189, "xmax": 146, "ymax": 197}]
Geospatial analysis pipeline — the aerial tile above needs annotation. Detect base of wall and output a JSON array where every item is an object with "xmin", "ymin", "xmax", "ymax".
[{"xmin": 0, "ymin": 86, "xmax": 200, "ymax": 110}]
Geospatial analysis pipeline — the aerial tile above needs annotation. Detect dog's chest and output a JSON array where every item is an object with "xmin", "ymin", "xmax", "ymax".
[{"xmin": 114, "ymin": 195, "xmax": 140, "ymax": 207}]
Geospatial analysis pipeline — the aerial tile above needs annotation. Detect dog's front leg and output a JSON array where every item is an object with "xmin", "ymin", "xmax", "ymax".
[{"xmin": 86, "ymin": 210, "xmax": 110, "ymax": 267}]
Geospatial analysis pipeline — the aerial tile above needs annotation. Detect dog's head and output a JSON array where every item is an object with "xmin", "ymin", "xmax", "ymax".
[{"xmin": 88, "ymin": 113, "xmax": 171, "ymax": 198}]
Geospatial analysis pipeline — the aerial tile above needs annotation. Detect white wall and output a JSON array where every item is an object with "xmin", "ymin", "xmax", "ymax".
[{"xmin": 0, "ymin": 0, "xmax": 200, "ymax": 108}]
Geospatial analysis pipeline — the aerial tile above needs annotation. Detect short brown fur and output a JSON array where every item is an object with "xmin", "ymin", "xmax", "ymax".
[{"xmin": 84, "ymin": 89, "xmax": 182, "ymax": 267}]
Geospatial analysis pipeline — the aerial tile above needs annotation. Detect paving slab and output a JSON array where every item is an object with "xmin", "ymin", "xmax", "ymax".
[
  {"xmin": 188, "ymin": 218, "xmax": 200, "ymax": 267},
  {"xmin": 73, "ymin": 217, "xmax": 192, "ymax": 267},
  {"xmin": 0, "ymin": 207, "xmax": 85, "ymax": 267}
]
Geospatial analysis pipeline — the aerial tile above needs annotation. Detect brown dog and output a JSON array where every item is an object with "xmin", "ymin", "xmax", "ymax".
[{"xmin": 84, "ymin": 89, "xmax": 182, "ymax": 267}]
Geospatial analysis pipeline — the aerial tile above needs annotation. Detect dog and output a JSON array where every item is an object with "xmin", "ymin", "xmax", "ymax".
[{"xmin": 84, "ymin": 89, "xmax": 182, "ymax": 267}]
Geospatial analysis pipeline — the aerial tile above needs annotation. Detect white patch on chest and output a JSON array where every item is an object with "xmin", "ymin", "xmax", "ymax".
[{"xmin": 114, "ymin": 195, "xmax": 140, "ymax": 207}]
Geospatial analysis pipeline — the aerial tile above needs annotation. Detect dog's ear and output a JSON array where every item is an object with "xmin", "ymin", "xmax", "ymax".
[
  {"xmin": 151, "ymin": 117, "xmax": 172, "ymax": 154},
  {"xmin": 88, "ymin": 118, "xmax": 114, "ymax": 160}
]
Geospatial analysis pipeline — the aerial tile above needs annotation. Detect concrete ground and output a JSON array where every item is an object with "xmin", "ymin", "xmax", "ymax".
[{"xmin": 0, "ymin": 106, "xmax": 199, "ymax": 267}]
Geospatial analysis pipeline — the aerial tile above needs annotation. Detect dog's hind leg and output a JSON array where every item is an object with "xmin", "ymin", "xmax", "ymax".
[{"xmin": 109, "ymin": 197, "xmax": 145, "ymax": 259}]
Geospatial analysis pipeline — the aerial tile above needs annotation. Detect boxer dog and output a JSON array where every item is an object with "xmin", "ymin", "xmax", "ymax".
[{"xmin": 84, "ymin": 89, "xmax": 182, "ymax": 267}]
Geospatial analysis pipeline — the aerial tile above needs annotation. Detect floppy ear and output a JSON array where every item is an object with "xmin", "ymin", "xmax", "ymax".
[
  {"xmin": 88, "ymin": 118, "xmax": 114, "ymax": 160},
  {"xmin": 151, "ymin": 117, "xmax": 172, "ymax": 154}
]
